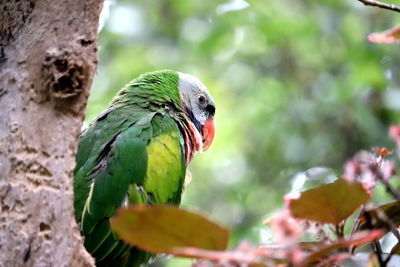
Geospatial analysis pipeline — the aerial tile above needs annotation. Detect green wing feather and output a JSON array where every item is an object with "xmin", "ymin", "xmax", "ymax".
[{"xmin": 73, "ymin": 107, "xmax": 186, "ymax": 266}]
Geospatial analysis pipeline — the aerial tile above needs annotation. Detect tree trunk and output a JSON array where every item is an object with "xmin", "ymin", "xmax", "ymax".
[{"xmin": 0, "ymin": 1, "xmax": 103, "ymax": 266}]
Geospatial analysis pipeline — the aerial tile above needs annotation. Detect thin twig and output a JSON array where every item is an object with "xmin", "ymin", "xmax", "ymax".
[
  {"xmin": 384, "ymin": 230, "xmax": 400, "ymax": 265},
  {"xmin": 358, "ymin": 0, "xmax": 400, "ymax": 13},
  {"xmin": 384, "ymin": 252, "xmax": 393, "ymax": 265},
  {"xmin": 364, "ymin": 210, "xmax": 386, "ymax": 267},
  {"xmin": 335, "ymin": 222, "xmax": 345, "ymax": 239},
  {"xmin": 373, "ymin": 241, "xmax": 386, "ymax": 266},
  {"xmin": 392, "ymin": 229, "xmax": 400, "ymax": 242}
]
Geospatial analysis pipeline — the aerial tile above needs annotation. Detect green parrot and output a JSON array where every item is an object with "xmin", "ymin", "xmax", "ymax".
[{"xmin": 73, "ymin": 70, "xmax": 216, "ymax": 266}]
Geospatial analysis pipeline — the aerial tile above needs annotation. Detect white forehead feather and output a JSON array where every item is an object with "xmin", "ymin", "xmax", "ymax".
[{"xmin": 178, "ymin": 72, "xmax": 208, "ymax": 95}]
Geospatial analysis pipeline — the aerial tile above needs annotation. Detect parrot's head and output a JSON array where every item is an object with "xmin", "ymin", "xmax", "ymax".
[{"xmin": 178, "ymin": 72, "xmax": 215, "ymax": 152}]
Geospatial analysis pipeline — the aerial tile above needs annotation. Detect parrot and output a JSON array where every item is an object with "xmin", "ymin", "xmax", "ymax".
[{"xmin": 73, "ymin": 70, "xmax": 216, "ymax": 266}]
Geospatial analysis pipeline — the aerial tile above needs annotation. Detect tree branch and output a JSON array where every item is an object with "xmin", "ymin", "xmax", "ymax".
[{"xmin": 357, "ymin": 0, "xmax": 400, "ymax": 13}]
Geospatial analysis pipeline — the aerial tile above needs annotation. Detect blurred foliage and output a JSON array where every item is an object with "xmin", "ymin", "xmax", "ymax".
[
  {"xmin": 86, "ymin": 0, "xmax": 400, "ymax": 265},
  {"xmin": 288, "ymin": 178, "xmax": 370, "ymax": 224},
  {"xmin": 110, "ymin": 205, "xmax": 229, "ymax": 253}
]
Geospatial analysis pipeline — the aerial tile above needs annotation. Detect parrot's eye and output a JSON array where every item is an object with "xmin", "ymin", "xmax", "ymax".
[{"xmin": 198, "ymin": 95, "xmax": 207, "ymax": 107}]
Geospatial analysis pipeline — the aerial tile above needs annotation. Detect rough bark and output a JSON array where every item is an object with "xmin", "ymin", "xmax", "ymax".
[{"xmin": 0, "ymin": 1, "xmax": 103, "ymax": 266}]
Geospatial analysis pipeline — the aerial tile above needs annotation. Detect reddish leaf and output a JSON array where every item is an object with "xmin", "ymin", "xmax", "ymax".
[
  {"xmin": 316, "ymin": 253, "xmax": 352, "ymax": 267},
  {"xmin": 368, "ymin": 25, "xmax": 400, "ymax": 44},
  {"xmin": 288, "ymin": 178, "xmax": 370, "ymax": 224},
  {"xmin": 110, "ymin": 205, "xmax": 229, "ymax": 254},
  {"xmin": 358, "ymin": 200, "xmax": 400, "ymax": 231},
  {"xmin": 297, "ymin": 230, "xmax": 384, "ymax": 267},
  {"xmin": 181, "ymin": 232, "xmax": 379, "ymax": 267}
]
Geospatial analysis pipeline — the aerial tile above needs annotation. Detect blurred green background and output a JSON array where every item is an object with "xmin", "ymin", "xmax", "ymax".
[{"xmin": 86, "ymin": 0, "xmax": 400, "ymax": 265}]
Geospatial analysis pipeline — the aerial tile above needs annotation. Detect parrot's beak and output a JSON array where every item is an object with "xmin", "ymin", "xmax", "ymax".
[{"xmin": 202, "ymin": 118, "xmax": 215, "ymax": 151}]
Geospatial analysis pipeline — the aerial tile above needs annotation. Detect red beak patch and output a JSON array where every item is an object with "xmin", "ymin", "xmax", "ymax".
[{"xmin": 202, "ymin": 118, "xmax": 215, "ymax": 151}]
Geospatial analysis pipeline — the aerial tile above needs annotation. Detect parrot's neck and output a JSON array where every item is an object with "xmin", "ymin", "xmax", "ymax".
[{"xmin": 180, "ymin": 118, "xmax": 203, "ymax": 165}]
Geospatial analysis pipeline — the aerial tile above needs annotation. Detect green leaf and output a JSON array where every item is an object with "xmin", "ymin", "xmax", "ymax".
[
  {"xmin": 288, "ymin": 178, "xmax": 370, "ymax": 224},
  {"xmin": 110, "ymin": 205, "xmax": 229, "ymax": 254}
]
